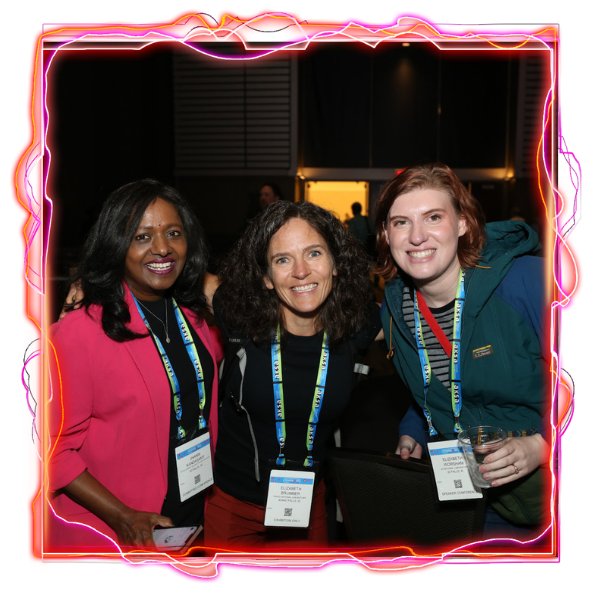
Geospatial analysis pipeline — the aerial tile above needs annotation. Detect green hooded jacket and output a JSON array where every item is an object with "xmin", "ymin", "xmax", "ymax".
[
  {"xmin": 382, "ymin": 221, "xmax": 550, "ymax": 525},
  {"xmin": 381, "ymin": 221, "xmax": 548, "ymax": 441}
]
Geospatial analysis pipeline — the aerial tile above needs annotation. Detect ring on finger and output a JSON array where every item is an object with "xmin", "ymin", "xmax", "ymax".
[{"xmin": 512, "ymin": 464, "xmax": 519, "ymax": 475}]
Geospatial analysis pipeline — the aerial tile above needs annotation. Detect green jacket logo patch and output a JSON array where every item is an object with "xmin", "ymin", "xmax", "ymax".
[{"xmin": 473, "ymin": 345, "xmax": 493, "ymax": 359}]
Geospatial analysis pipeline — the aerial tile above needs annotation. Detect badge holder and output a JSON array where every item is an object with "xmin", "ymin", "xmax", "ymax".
[
  {"xmin": 428, "ymin": 439, "xmax": 483, "ymax": 501},
  {"xmin": 264, "ymin": 469, "xmax": 315, "ymax": 528},
  {"xmin": 176, "ymin": 430, "xmax": 214, "ymax": 502}
]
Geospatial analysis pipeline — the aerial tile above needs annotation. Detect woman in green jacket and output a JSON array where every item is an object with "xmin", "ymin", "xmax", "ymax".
[{"xmin": 376, "ymin": 163, "xmax": 550, "ymax": 534}]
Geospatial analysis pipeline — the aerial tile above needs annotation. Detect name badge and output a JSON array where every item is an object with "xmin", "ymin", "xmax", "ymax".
[
  {"xmin": 175, "ymin": 431, "xmax": 213, "ymax": 502},
  {"xmin": 428, "ymin": 440, "xmax": 483, "ymax": 501},
  {"xmin": 264, "ymin": 470, "xmax": 315, "ymax": 528}
]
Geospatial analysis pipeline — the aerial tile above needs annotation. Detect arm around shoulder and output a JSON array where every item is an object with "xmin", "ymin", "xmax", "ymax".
[{"xmin": 203, "ymin": 272, "xmax": 221, "ymax": 314}]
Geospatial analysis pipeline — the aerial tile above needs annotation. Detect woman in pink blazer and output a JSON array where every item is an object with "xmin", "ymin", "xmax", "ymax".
[{"xmin": 47, "ymin": 180, "xmax": 222, "ymax": 552}]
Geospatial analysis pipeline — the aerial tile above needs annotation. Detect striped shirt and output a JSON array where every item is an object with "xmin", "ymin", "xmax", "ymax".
[{"xmin": 402, "ymin": 286, "xmax": 455, "ymax": 390}]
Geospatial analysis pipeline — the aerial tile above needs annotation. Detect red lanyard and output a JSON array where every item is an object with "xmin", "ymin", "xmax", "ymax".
[{"xmin": 415, "ymin": 290, "xmax": 452, "ymax": 357}]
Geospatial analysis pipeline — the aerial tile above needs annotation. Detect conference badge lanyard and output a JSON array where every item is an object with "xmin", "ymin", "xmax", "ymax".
[
  {"xmin": 132, "ymin": 295, "xmax": 213, "ymax": 501},
  {"xmin": 413, "ymin": 271, "xmax": 476, "ymax": 500},
  {"xmin": 264, "ymin": 325, "xmax": 329, "ymax": 528}
]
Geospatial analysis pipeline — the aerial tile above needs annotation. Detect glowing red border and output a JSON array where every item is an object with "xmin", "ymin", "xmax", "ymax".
[{"xmin": 15, "ymin": 12, "xmax": 579, "ymax": 577}]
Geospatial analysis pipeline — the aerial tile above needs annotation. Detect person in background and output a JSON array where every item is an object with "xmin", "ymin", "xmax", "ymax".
[
  {"xmin": 259, "ymin": 183, "xmax": 283, "ymax": 211},
  {"xmin": 347, "ymin": 201, "xmax": 371, "ymax": 248}
]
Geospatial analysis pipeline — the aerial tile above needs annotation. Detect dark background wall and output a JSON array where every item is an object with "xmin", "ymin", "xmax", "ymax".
[
  {"xmin": 48, "ymin": 43, "xmax": 540, "ymax": 241},
  {"xmin": 45, "ymin": 40, "xmax": 550, "ymax": 314}
]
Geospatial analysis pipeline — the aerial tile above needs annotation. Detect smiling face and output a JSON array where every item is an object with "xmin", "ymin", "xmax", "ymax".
[
  {"xmin": 124, "ymin": 198, "xmax": 188, "ymax": 301},
  {"xmin": 385, "ymin": 188, "xmax": 467, "ymax": 304},
  {"xmin": 263, "ymin": 218, "xmax": 337, "ymax": 335}
]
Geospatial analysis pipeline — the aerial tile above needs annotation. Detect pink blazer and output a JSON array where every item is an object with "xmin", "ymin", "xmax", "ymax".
[{"xmin": 46, "ymin": 286, "xmax": 222, "ymax": 551}]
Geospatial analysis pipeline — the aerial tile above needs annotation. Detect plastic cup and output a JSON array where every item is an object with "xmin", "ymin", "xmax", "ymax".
[{"xmin": 458, "ymin": 425, "xmax": 507, "ymax": 489}]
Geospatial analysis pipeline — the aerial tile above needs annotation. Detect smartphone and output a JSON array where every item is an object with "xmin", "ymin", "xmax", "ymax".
[{"xmin": 152, "ymin": 525, "xmax": 202, "ymax": 551}]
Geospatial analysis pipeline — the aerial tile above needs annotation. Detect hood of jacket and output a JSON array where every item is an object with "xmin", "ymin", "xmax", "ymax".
[
  {"xmin": 386, "ymin": 220, "xmax": 541, "ymax": 323},
  {"xmin": 460, "ymin": 220, "xmax": 541, "ymax": 319}
]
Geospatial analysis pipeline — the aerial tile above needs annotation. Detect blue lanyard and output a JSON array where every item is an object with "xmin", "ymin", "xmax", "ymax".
[
  {"xmin": 413, "ymin": 269, "xmax": 465, "ymax": 436},
  {"xmin": 132, "ymin": 296, "xmax": 207, "ymax": 439},
  {"xmin": 270, "ymin": 324, "xmax": 330, "ymax": 468}
]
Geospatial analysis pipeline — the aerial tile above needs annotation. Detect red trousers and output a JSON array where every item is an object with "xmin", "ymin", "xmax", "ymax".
[{"xmin": 204, "ymin": 480, "xmax": 328, "ymax": 551}]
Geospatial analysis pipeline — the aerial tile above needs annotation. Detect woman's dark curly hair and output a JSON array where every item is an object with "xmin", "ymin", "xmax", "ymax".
[
  {"xmin": 217, "ymin": 201, "xmax": 373, "ymax": 345},
  {"xmin": 67, "ymin": 179, "xmax": 208, "ymax": 342}
]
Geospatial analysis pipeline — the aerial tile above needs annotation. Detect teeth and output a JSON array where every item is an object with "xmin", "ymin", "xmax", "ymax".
[
  {"xmin": 146, "ymin": 262, "xmax": 173, "ymax": 271},
  {"xmin": 292, "ymin": 283, "xmax": 317, "ymax": 292},
  {"xmin": 408, "ymin": 249, "xmax": 435, "ymax": 258}
]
